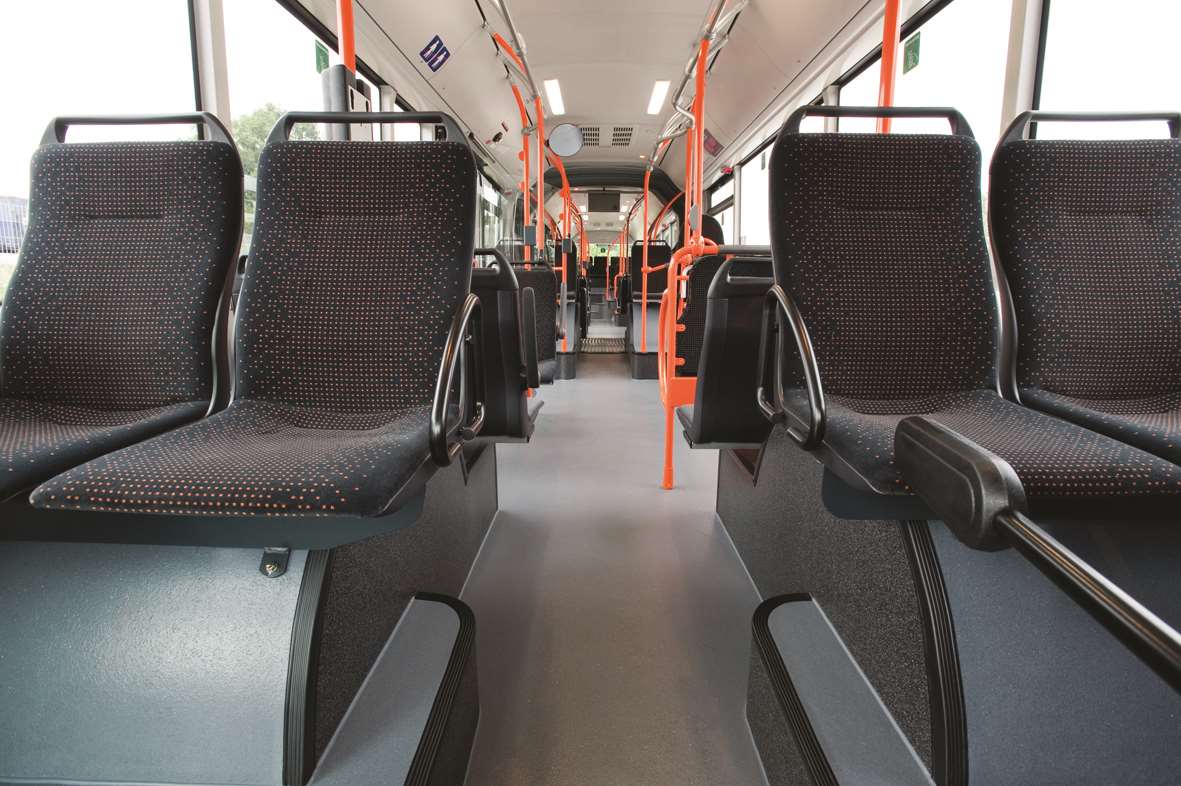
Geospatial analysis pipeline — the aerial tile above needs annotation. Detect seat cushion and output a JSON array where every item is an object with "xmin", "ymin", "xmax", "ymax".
[
  {"xmin": 792, "ymin": 389, "xmax": 1181, "ymax": 501},
  {"xmin": 30, "ymin": 399, "xmax": 432, "ymax": 517},
  {"xmin": 1022, "ymin": 387, "xmax": 1181, "ymax": 466},
  {"xmin": 0, "ymin": 397, "xmax": 206, "ymax": 500}
]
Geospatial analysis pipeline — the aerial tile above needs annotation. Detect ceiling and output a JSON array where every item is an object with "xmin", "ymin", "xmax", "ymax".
[
  {"xmin": 319, "ymin": 0, "xmax": 893, "ymax": 189},
  {"xmin": 504, "ymin": 0, "xmax": 716, "ymax": 167},
  {"xmin": 544, "ymin": 188, "xmax": 667, "ymax": 239}
]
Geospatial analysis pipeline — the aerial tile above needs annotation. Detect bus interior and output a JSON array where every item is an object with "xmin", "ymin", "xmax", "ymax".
[{"xmin": 0, "ymin": 0, "xmax": 1179, "ymax": 784}]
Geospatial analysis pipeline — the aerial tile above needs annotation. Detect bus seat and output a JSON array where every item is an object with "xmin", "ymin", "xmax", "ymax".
[
  {"xmin": 764, "ymin": 108, "xmax": 1181, "ymax": 515},
  {"xmin": 990, "ymin": 112, "xmax": 1181, "ymax": 466},
  {"xmin": 30, "ymin": 122, "xmax": 480, "ymax": 518},
  {"xmin": 0, "ymin": 114, "xmax": 242, "ymax": 503},
  {"xmin": 513, "ymin": 262, "xmax": 558, "ymax": 383},
  {"xmin": 677, "ymin": 256, "xmax": 773, "ymax": 449},
  {"xmin": 473, "ymin": 250, "xmax": 539, "ymax": 440},
  {"xmin": 629, "ymin": 240, "xmax": 671, "ymax": 301}
]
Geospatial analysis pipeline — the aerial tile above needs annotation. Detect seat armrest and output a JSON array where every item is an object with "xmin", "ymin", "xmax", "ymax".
[
  {"xmin": 894, "ymin": 417, "xmax": 1026, "ymax": 550},
  {"xmin": 431, "ymin": 294, "xmax": 486, "ymax": 466},
  {"xmin": 896, "ymin": 416, "xmax": 1181, "ymax": 688},
  {"xmin": 757, "ymin": 285, "xmax": 826, "ymax": 449}
]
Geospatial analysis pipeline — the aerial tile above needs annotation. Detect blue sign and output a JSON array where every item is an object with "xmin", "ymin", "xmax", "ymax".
[{"xmin": 420, "ymin": 35, "xmax": 451, "ymax": 72}]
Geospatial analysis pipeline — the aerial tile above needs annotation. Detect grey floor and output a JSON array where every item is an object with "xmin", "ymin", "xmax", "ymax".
[{"xmin": 462, "ymin": 350, "xmax": 767, "ymax": 785}]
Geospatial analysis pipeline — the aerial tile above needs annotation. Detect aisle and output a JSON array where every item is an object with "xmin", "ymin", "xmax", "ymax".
[{"xmin": 462, "ymin": 353, "xmax": 767, "ymax": 785}]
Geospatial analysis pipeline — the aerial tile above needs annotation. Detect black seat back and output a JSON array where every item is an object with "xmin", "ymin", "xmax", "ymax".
[
  {"xmin": 630, "ymin": 241, "xmax": 672, "ymax": 300},
  {"xmin": 236, "ymin": 117, "xmax": 476, "ymax": 418},
  {"xmin": 586, "ymin": 256, "xmax": 607, "ymax": 291},
  {"xmin": 688, "ymin": 257, "xmax": 775, "ymax": 446},
  {"xmin": 472, "ymin": 254, "xmax": 531, "ymax": 438},
  {"xmin": 0, "ymin": 114, "xmax": 243, "ymax": 412},
  {"xmin": 769, "ymin": 108, "xmax": 998, "ymax": 401},
  {"xmin": 676, "ymin": 215, "xmax": 726, "ymax": 376},
  {"xmin": 513, "ymin": 263, "xmax": 558, "ymax": 367},
  {"xmin": 990, "ymin": 113, "xmax": 1181, "ymax": 401}
]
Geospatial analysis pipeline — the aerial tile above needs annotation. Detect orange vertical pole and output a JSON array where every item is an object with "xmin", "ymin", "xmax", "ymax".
[
  {"xmin": 662, "ymin": 36, "xmax": 711, "ymax": 491},
  {"xmin": 336, "ymin": 0, "xmax": 356, "ymax": 73},
  {"xmin": 535, "ymin": 96, "xmax": 546, "ymax": 267},
  {"xmin": 877, "ymin": 0, "xmax": 902, "ymax": 133},
  {"xmin": 640, "ymin": 168, "xmax": 651, "ymax": 352}
]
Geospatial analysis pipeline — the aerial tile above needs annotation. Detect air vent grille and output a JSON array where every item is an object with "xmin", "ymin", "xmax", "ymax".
[
  {"xmin": 579, "ymin": 126, "xmax": 601, "ymax": 146},
  {"xmin": 611, "ymin": 126, "xmax": 634, "ymax": 147}
]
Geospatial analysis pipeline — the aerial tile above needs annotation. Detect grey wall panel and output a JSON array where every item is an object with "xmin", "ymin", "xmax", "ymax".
[
  {"xmin": 0, "ymin": 542, "xmax": 305, "ymax": 785},
  {"xmin": 310, "ymin": 599, "xmax": 459, "ymax": 786},
  {"xmin": 313, "ymin": 444, "xmax": 498, "ymax": 759},
  {"xmin": 768, "ymin": 600, "xmax": 934, "ymax": 786},
  {"xmin": 932, "ymin": 523, "xmax": 1181, "ymax": 785},
  {"xmin": 716, "ymin": 431, "xmax": 934, "ymax": 770}
]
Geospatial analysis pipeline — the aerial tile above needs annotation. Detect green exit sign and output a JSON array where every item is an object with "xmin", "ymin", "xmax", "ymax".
[
  {"xmin": 903, "ymin": 32, "xmax": 921, "ymax": 74},
  {"xmin": 315, "ymin": 40, "xmax": 330, "ymax": 74}
]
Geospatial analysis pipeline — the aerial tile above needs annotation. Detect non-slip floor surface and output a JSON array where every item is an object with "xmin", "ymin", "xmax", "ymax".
[{"xmin": 462, "ymin": 352, "xmax": 767, "ymax": 785}]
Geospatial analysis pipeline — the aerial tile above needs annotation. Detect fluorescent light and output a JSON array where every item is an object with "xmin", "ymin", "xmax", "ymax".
[
  {"xmin": 647, "ymin": 80, "xmax": 671, "ymax": 115},
  {"xmin": 544, "ymin": 79, "xmax": 565, "ymax": 115}
]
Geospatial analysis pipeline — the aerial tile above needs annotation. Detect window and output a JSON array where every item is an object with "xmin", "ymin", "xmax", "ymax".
[
  {"xmin": 890, "ymin": 0, "xmax": 1012, "ymax": 156},
  {"xmin": 479, "ymin": 175, "xmax": 504, "ymax": 248},
  {"xmin": 713, "ymin": 206, "xmax": 734, "ymax": 244},
  {"xmin": 0, "ymin": 0, "xmax": 197, "ymax": 295},
  {"xmin": 831, "ymin": 0, "xmax": 1011, "ymax": 179},
  {"xmin": 738, "ymin": 147, "xmax": 771, "ymax": 245},
  {"xmin": 837, "ymin": 60, "xmax": 882, "ymax": 134},
  {"xmin": 1038, "ymin": 0, "xmax": 1181, "ymax": 139},
  {"xmin": 708, "ymin": 176, "xmax": 735, "ymax": 245},
  {"xmin": 709, "ymin": 178, "xmax": 734, "ymax": 209},
  {"xmin": 224, "ymin": 0, "xmax": 341, "ymax": 250}
]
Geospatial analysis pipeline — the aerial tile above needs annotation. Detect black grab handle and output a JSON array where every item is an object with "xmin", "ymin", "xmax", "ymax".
[
  {"xmin": 267, "ymin": 111, "xmax": 466, "ymax": 145},
  {"xmin": 784, "ymin": 105, "xmax": 974, "ymax": 138},
  {"xmin": 1001, "ymin": 110, "xmax": 1181, "ymax": 144},
  {"xmin": 41, "ymin": 113, "xmax": 234, "ymax": 146}
]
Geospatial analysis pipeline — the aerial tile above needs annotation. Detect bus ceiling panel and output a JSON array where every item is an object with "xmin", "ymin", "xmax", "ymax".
[
  {"xmin": 703, "ymin": 0, "xmax": 872, "ymax": 142},
  {"xmin": 497, "ymin": 0, "xmax": 717, "ymax": 161},
  {"xmin": 299, "ymin": 0, "xmax": 522, "ymax": 179}
]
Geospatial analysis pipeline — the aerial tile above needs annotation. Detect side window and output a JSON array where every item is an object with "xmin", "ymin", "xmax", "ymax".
[
  {"xmin": 1037, "ymin": 0, "xmax": 1181, "ymax": 139},
  {"xmin": 223, "ymin": 0, "xmax": 337, "ymax": 252},
  {"xmin": 890, "ymin": 0, "xmax": 1012, "ymax": 159},
  {"xmin": 479, "ymin": 176, "xmax": 503, "ymax": 248},
  {"xmin": 738, "ymin": 148, "xmax": 771, "ymax": 246},
  {"xmin": 0, "ymin": 0, "xmax": 196, "ymax": 296}
]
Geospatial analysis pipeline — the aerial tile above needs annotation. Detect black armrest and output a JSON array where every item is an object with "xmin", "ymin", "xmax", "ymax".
[
  {"xmin": 757, "ymin": 285, "xmax": 825, "ymax": 449},
  {"xmin": 895, "ymin": 417, "xmax": 1025, "ymax": 550},
  {"xmin": 520, "ymin": 287, "xmax": 541, "ymax": 388},
  {"xmin": 895, "ymin": 416, "xmax": 1181, "ymax": 690},
  {"xmin": 430, "ymin": 294, "xmax": 485, "ymax": 466}
]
